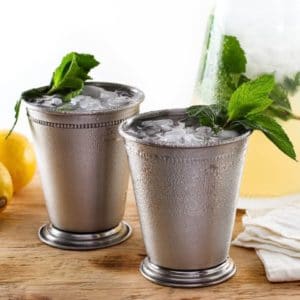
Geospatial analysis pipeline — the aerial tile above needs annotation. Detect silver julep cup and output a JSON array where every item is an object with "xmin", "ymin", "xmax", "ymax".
[
  {"xmin": 119, "ymin": 109, "xmax": 250, "ymax": 287},
  {"xmin": 25, "ymin": 82, "xmax": 144, "ymax": 250}
]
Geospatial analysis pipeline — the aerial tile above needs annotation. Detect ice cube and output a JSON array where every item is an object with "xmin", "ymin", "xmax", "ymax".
[
  {"xmin": 126, "ymin": 128, "xmax": 147, "ymax": 139},
  {"xmin": 57, "ymin": 102, "xmax": 77, "ymax": 111},
  {"xmin": 127, "ymin": 116, "xmax": 241, "ymax": 146},
  {"xmin": 217, "ymin": 129, "xmax": 239, "ymax": 140},
  {"xmin": 195, "ymin": 126, "xmax": 214, "ymax": 137},
  {"xmin": 159, "ymin": 127, "xmax": 186, "ymax": 143},
  {"xmin": 51, "ymin": 97, "xmax": 63, "ymax": 106},
  {"xmin": 34, "ymin": 86, "xmax": 138, "ymax": 112},
  {"xmin": 116, "ymin": 89, "xmax": 129, "ymax": 96},
  {"xmin": 139, "ymin": 119, "xmax": 176, "ymax": 141},
  {"xmin": 100, "ymin": 89, "xmax": 116, "ymax": 100},
  {"xmin": 82, "ymin": 85, "xmax": 102, "ymax": 98},
  {"xmin": 79, "ymin": 96, "xmax": 103, "ymax": 111},
  {"xmin": 108, "ymin": 96, "xmax": 130, "ymax": 108},
  {"xmin": 143, "ymin": 127, "xmax": 161, "ymax": 137},
  {"xmin": 70, "ymin": 96, "xmax": 83, "ymax": 105},
  {"xmin": 142, "ymin": 119, "xmax": 174, "ymax": 128}
]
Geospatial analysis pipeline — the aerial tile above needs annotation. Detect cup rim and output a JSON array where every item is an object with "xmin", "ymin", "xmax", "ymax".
[
  {"xmin": 119, "ymin": 108, "xmax": 251, "ymax": 149},
  {"xmin": 23, "ymin": 81, "xmax": 145, "ymax": 116}
]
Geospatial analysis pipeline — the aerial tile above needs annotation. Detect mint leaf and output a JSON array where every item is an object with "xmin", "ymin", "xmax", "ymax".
[
  {"xmin": 213, "ymin": 35, "xmax": 247, "ymax": 105},
  {"xmin": 277, "ymin": 72, "xmax": 300, "ymax": 98},
  {"xmin": 221, "ymin": 35, "xmax": 246, "ymax": 74},
  {"xmin": 22, "ymin": 86, "xmax": 50, "ymax": 102},
  {"xmin": 282, "ymin": 72, "xmax": 300, "ymax": 95},
  {"xmin": 6, "ymin": 98, "xmax": 22, "ymax": 139},
  {"xmin": 266, "ymin": 73, "xmax": 300, "ymax": 121},
  {"xmin": 187, "ymin": 105, "xmax": 222, "ymax": 132},
  {"xmin": 214, "ymin": 74, "xmax": 236, "ymax": 104},
  {"xmin": 269, "ymin": 83, "xmax": 291, "ymax": 109},
  {"xmin": 283, "ymin": 76, "xmax": 298, "ymax": 95},
  {"xmin": 238, "ymin": 114, "xmax": 296, "ymax": 160},
  {"xmin": 295, "ymin": 72, "xmax": 300, "ymax": 86},
  {"xmin": 48, "ymin": 52, "xmax": 99, "ymax": 101},
  {"xmin": 228, "ymin": 74, "xmax": 274, "ymax": 121},
  {"xmin": 8, "ymin": 52, "xmax": 100, "ymax": 137},
  {"xmin": 237, "ymin": 74, "xmax": 250, "ymax": 86},
  {"xmin": 76, "ymin": 53, "xmax": 100, "ymax": 71},
  {"xmin": 267, "ymin": 82, "xmax": 292, "ymax": 120},
  {"xmin": 198, "ymin": 34, "xmax": 247, "ymax": 106},
  {"xmin": 190, "ymin": 32, "xmax": 297, "ymax": 161},
  {"xmin": 267, "ymin": 105, "xmax": 293, "ymax": 121}
]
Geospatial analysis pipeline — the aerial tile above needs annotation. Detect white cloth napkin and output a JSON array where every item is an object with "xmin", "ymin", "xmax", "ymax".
[{"xmin": 232, "ymin": 203, "xmax": 300, "ymax": 282}]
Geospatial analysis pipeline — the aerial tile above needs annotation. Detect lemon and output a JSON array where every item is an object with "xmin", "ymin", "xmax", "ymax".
[
  {"xmin": 0, "ymin": 162, "xmax": 13, "ymax": 212},
  {"xmin": 0, "ymin": 130, "xmax": 37, "ymax": 193}
]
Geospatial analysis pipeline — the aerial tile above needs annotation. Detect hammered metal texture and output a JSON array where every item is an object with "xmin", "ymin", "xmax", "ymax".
[
  {"xmin": 27, "ymin": 82, "xmax": 144, "ymax": 233},
  {"xmin": 120, "ymin": 109, "xmax": 249, "ymax": 270}
]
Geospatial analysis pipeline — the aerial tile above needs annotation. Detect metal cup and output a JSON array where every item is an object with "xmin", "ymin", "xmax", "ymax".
[
  {"xmin": 25, "ymin": 82, "xmax": 144, "ymax": 250},
  {"xmin": 119, "ymin": 108, "xmax": 250, "ymax": 287}
]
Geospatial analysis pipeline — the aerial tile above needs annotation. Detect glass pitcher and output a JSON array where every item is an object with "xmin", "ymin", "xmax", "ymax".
[{"xmin": 193, "ymin": 0, "xmax": 300, "ymax": 205}]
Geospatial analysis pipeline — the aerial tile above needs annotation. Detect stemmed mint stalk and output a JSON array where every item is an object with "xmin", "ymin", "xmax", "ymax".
[
  {"xmin": 188, "ymin": 35, "xmax": 298, "ymax": 160},
  {"xmin": 188, "ymin": 74, "xmax": 296, "ymax": 160},
  {"xmin": 7, "ymin": 52, "xmax": 100, "ymax": 138}
]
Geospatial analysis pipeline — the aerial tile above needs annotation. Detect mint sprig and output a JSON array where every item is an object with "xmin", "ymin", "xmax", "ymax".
[
  {"xmin": 48, "ymin": 52, "xmax": 99, "ymax": 100},
  {"xmin": 228, "ymin": 74, "xmax": 274, "ymax": 121},
  {"xmin": 282, "ymin": 72, "xmax": 300, "ymax": 95},
  {"xmin": 7, "ymin": 52, "xmax": 100, "ymax": 138},
  {"xmin": 187, "ymin": 105, "xmax": 222, "ymax": 133},
  {"xmin": 188, "ymin": 74, "xmax": 297, "ymax": 160},
  {"xmin": 206, "ymin": 34, "xmax": 300, "ymax": 122},
  {"xmin": 214, "ymin": 35, "xmax": 247, "ymax": 106},
  {"xmin": 6, "ymin": 98, "xmax": 22, "ymax": 138},
  {"xmin": 191, "ymin": 32, "xmax": 299, "ymax": 160},
  {"xmin": 267, "ymin": 82, "xmax": 292, "ymax": 120},
  {"xmin": 221, "ymin": 35, "xmax": 246, "ymax": 74},
  {"xmin": 235, "ymin": 115, "xmax": 296, "ymax": 160}
]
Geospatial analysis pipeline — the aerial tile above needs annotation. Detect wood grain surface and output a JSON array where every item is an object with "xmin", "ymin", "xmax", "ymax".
[{"xmin": 0, "ymin": 175, "xmax": 299, "ymax": 300}]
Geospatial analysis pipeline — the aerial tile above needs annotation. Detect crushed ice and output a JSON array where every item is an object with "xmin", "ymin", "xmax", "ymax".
[
  {"xmin": 34, "ymin": 85, "xmax": 136, "ymax": 112},
  {"xmin": 127, "ymin": 118, "xmax": 239, "ymax": 146}
]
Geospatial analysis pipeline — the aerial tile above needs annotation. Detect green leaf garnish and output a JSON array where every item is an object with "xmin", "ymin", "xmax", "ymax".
[
  {"xmin": 191, "ymin": 31, "xmax": 299, "ymax": 160},
  {"xmin": 187, "ymin": 74, "xmax": 296, "ymax": 160},
  {"xmin": 8, "ymin": 52, "xmax": 100, "ymax": 137},
  {"xmin": 187, "ymin": 105, "xmax": 222, "ymax": 133},
  {"xmin": 267, "ymin": 83, "xmax": 292, "ymax": 120},
  {"xmin": 236, "ymin": 115, "xmax": 296, "ymax": 161},
  {"xmin": 221, "ymin": 35, "xmax": 246, "ymax": 74},
  {"xmin": 21, "ymin": 86, "xmax": 50, "ymax": 102},
  {"xmin": 227, "ymin": 74, "xmax": 274, "ymax": 121},
  {"xmin": 48, "ymin": 52, "xmax": 100, "ymax": 101},
  {"xmin": 214, "ymin": 35, "xmax": 248, "ymax": 106},
  {"xmin": 6, "ymin": 98, "xmax": 22, "ymax": 139},
  {"xmin": 201, "ymin": 32, "xmax": 300, "ymax": 122},
  {"xmin": 189, "ymin": 35, "xmax": 298, "ymax": 160},
  {"xmin": 282, "ymin": 72, "xmax": 300, "ymax": 95}
]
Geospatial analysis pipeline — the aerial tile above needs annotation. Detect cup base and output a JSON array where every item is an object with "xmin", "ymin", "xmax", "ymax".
[
  {"xmin": 140, "ymin": 257, "xmax": 236, "ymax": 288},
  {"xmin": 38, "ymin": 221, "xmax": 132, "ymax": 250}
]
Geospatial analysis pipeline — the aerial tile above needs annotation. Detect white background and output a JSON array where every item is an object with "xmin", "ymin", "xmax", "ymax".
[{"xmin": 0, "ymin": 0, "xmax": 213, "ymax": 138}]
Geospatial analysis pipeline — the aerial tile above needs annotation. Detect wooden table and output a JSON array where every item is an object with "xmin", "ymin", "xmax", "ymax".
[{"xmin": 0, "ymin": 175, "xmax": 300, "ymax": 300}]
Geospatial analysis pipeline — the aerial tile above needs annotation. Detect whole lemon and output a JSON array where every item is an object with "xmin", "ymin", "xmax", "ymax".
[
  {"xmin": 0, "ymin": 162, "xmax": 13, "ymax": 212},
  {"xmin": 0, "ymin": 130, "xmax": 37, "ymax": 193}
]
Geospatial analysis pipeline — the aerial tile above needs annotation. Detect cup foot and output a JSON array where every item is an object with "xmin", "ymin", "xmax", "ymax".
[
  {"xmin": 140, "ymin": 257, "xmax": 236, "ymax": 288},
  {"xmin": 38, "ymin": 221, "xmax": 132, "ymax": 250}
]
